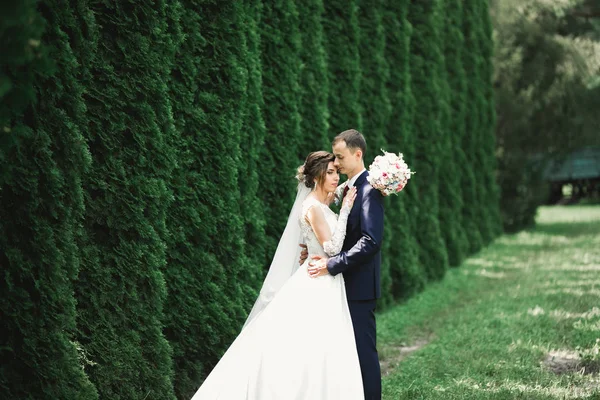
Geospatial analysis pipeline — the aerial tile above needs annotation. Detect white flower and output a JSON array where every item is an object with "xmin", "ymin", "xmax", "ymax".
[{"xmin": 367, "ymin": 149, "xmax": 414, "ymax": 196}]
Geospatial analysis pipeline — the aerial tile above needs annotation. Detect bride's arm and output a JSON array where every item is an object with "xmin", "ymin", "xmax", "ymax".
[{"xmin": 305, "ymin": 188, "xmax": 356, "ymax": 256}]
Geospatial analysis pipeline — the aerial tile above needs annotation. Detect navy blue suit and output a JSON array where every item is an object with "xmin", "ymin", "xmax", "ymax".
[{"xmin": 327, "ymin": 171, "xmax": 383, "ymax": 400}]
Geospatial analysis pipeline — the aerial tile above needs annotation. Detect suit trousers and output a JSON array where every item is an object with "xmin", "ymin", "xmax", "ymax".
[{"xmin": 348, "ymin": 299, "xmax": 381, "ymax": 400}]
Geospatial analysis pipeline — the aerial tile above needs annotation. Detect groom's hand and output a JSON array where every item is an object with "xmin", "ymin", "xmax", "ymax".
[
  {"xmin": 307, "ymin": 256, "xmax": 330, "ymax": 278},
  {"xmin": 299, "ymin": 244, "xmax": 308, "ymax": 265}
]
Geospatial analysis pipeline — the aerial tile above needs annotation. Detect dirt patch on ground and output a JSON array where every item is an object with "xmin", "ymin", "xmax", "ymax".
[
  {"xmin": 380, "ymin": 337, "xmax": 432, "ymax": 376},
  {"xmin": 542, "ymin": 350, "xmax": 600, "ymax": 376}
]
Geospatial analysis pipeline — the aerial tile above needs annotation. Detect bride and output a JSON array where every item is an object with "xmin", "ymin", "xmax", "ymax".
[{"xmin": 191, "ymin": 151, "xmax": 363, "ymax": 400}]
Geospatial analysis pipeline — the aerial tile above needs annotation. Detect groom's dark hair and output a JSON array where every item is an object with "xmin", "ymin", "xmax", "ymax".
[{"xmin": 333, "ymin": 129, "xmax": 366, "ymax": 157}]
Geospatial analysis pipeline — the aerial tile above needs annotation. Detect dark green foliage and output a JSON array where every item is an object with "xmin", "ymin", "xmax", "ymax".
[
  {"xmin": 463, "ymin": 0, "xmax": 495, "ymax": 245},
  {"xmin": 240, "ymin": 0, "xmax": 269, "ymax": 280},
  {"xmin": 498, "ymin": 160, "xmax": 548, "ymax": 231},
  {"xmin": 0, "ymin": 1, "xmax": 98, "ymax": 398},
  {"xmin": 479, "ymin": 0, "xmax": 503, "ymax": 238},
  {"xmin": 0, "ymin": 0, "xmax": 500, "ymax": 392},
  {"xmin": 473, "ymin": 0, "xmax": 499, "ymax": 243},
  {"xmin": 323, "ymin": 0, "xmax": 363, "ymax": 133},
  {"xmin": 438, "ymin": 0, "xmax": 470, "ymax": 266},
  {"xmin": 297, "ymin": 0, "xmax": 330, "ymax": 153},
  {"xmin": 258, "ymin": 0, "xmax": 303, "ymax": 261},
  {"xmin": 164, "ymin": 1, "xmax": 257, "ymax": 398},
  {"xmin": 492, "ymin": 1, "xmax": 599, "ymax": 231},
  {"xmin": 357, "ymin": 0, "xmax": 393, "ymax": 307},
  {"xmin": 73, "ymin": 1, "xmax": 176, "ymax": 398},
  {"xmin": 408, "ymin": 0, "xmax": 450, "ymax": 281},
  {"xmin": 461, "ymin": 1, "xmax": 486, "ymax": 253},
  {"xmin": 0, "ymin": 0, "xmax": 51, "ymax": 156},
  {"xmin": 383, "ymin": 0, "xmax": 425, "ymax": 299}
]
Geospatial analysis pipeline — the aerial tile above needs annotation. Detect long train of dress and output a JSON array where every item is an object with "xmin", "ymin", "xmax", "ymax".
[{"xmin": 191, "ymin": 198, "xmax": 363, "ymax": 399}]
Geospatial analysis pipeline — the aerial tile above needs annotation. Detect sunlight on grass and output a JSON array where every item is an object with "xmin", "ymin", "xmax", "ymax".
[
  {"xmin": 464, "ymin": 258, "xmax": 498, "ymax": 267},
  {"xmin": 454, "ymin": 377, "xmax": 600, "ymax": 399},
  {"xmin": 537, "ymin": 206, "xmax": 600, "ymax": 223},
  {"xmin": 536, "ymin": 281, "xmax": 600, "ymax": 288},
  {"xmin": 526, "ymin": 307, "xmax": 600, "ymax": 320},
  {"xmin": 463, "ymin": 268, "xmax": 508, "ymax": 279},
  {"xmin": 543, "ymin": 265, "xmax": 600, "ymax": 272},
  {"xmin": 573, "ymin": 320, "xmax": 600, "ymax": 332},
  {"xmin": 545, "ymin": 288, "xmax": 600, "ymax": 297},
  {"xmin": 496, "ymin": 231, "xmax": 573, "ymax": 246}
]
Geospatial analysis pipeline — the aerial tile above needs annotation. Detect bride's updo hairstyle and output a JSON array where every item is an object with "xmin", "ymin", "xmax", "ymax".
[{"xmin": 296, "ymin": 151, "xmax": 336, "ymax": 190}]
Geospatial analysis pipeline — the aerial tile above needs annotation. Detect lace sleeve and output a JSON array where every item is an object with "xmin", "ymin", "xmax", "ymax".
[{"xmin": 323, "ymin": 204, "xmax": 351, "ymax": 256}]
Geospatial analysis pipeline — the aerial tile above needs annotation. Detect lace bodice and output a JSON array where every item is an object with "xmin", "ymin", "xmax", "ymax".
[{"xmin": 300, "ymin": 196, "xmax": 350, "ymax": 257}]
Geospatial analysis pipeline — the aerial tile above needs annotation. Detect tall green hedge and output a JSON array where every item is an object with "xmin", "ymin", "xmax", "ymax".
[
  {"xmin": 164, "ymin": 1, "xmax": 258, "ymax": 398},
  {"xmin": 463, "ymin": 0, "xmax": 496, "ymax": 245},
  {"xmin": 438, "ymin": 0, "xmax": 470, "ymax": 266},
  {"xmin": 358, "ymin": 0, "xmax": 393, "ymax": 307},
  {"xmin": 0, "ymin": 1, "xmax": 97, "ymax": 398},
  {"xmin": 383, "ymin": 0, "xmax": 425, "ymax": 299},
  {"xmin": 297, "ymin": 0, "xmax": 330, "ymax": 153},
  {"xmin": 460, "ymin": 1, "xmax": 486, "ymax": 253},
  {"xmin": 408, "ymin": 0, "xmax": 449, "ymax": 281},
  {"xmin": 73, "ymin": 1, "xmax": 176, "ymax": 398},
  {"xmin": 240, "ymin": 0, "xmax": 269, "ymax": 279},
  {"xmin": 1, "ymin": 1, "xmax": 499, "ymax": 395},
  {"xmin": 323, "ymin": 0, "xmax": 363, "ymax": 132},
  {"xmin": 259, "ymin": 0, "xmax": 303, "ymax": 261},
  {"xmin": 479, "ymin": 0, "xmax": 503, "ymax": 238}
]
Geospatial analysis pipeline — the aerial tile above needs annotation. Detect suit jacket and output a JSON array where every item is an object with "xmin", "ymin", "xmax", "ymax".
[{"xmin": 327, "ymin": 171, "xmax": 384, "ymax": 301}]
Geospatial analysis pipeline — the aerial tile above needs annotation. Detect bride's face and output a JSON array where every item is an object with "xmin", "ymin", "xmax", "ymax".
[{"xmin": 320, "ymin": 161, "xmax": 340, "ymax": 192}]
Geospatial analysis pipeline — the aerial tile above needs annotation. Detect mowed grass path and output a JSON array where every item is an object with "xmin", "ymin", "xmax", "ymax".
[{"xmin": 378, "ymin": 206, "xmax": 600, "ymax": 399}]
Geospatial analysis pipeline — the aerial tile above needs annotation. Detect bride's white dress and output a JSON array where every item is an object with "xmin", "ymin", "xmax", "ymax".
[{"xmin": 191, "ymin": 196, "xmax": 364, "ymax": 399}]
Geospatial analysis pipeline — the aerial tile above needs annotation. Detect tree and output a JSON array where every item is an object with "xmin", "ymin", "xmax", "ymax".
[
  {"xmin": 490, "ymin": 0, "xmax": 600, "ymax": 230},
  {"xmin": 357, "ymin": 0, "xmax": 393, "ymax": 306},
  {"xmin": 164, "ymin": 1, "xmax": 257, "ymax": 398},
  {"xmin": 382, "ymin": 0, "xmax": 425, "ymax": 299},
  {"xmin": 73, "ymin": 1, "xmax": 177, "ymax": 397},
  {"xmin": 479, "ymin": 0, "xmax": 503, "ymax": 237},
  {"xmin": 240, "ymin": 0, "xmax": 268, "ymax": 284},
  {"xmin": 463, "ymin": 0, "xmax": 496, "ymax": 244},
  {"xmin": 0, "ymin": 1, "xmax": 97, "ymax": 398},
  {"xmin": 297, "ymin": 0, "xmax": 330, "ymax": 153},
  {"xmin": 323, "ymin": 0, "xmax": 363, "ymax": 133},
  {"xmin": 258, "ymin": 0, "xmax": 304, "ymax": 263},
  {"xmin": 408, "ymin": 0, "xmax": 449, "ymax": 280},
  {"xmin": 437, "ymin": 0, "xmax": 470, "ymax": 266}
]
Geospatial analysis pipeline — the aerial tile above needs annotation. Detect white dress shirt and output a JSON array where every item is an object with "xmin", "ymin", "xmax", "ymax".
[{"xmin": 347, "ymin": 168, "xmax": 367, "ymax": 189}]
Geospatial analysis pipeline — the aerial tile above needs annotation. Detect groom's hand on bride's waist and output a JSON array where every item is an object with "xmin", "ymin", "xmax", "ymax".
[
  {"xmin": 299, "ymin": 244, "xmax": 308, "ymax": 265},
  {"xmin": 307, "ymin": 256, "xmax": 330, "ymax": 278}
]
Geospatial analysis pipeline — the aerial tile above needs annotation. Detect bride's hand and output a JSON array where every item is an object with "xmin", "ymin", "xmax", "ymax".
[{"xmin": 343, "ymin": 187, "xmax": 357, "ymax": 210}]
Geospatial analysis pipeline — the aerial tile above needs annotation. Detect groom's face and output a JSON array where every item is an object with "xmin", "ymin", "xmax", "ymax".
[{"xmin": 332, "ymin": 141, "xmax": 361, "ymax": 176}]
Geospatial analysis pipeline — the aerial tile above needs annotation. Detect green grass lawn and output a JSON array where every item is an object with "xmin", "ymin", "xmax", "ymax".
[{"xmin": 379, "ymin": 206, "xmax": 600, "ymax": 399}]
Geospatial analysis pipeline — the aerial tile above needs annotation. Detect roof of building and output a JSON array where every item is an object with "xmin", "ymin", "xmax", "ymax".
[{"xmin": 544, "ymin": 146, "xmax": 600, "ymax": 182}]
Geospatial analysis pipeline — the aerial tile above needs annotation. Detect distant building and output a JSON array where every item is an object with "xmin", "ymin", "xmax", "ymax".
[{"xmin": 544, "ymin": 146, "xmax": 600, "ymax": 204}]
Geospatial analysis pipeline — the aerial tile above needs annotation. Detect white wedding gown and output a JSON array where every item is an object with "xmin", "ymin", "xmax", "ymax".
[{"xmin": 191, "ymin": 196, "xmax": 364, "ymax": 400}]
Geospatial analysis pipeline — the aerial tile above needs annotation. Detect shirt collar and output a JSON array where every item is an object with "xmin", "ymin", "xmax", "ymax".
[{"xmin": 347, "ymin": 168, "xmax": 367, "ymax": 188}]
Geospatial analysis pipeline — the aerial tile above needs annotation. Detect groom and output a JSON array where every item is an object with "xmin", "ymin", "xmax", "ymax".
[{"xmin": 306, "ymin": 129, "xmax": 384, "ymax": 400}]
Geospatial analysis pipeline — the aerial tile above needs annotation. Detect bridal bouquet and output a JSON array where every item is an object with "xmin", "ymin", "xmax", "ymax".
[{"xmin": 367, "ymin": 150, "xmax": 414, "ymax": 196}]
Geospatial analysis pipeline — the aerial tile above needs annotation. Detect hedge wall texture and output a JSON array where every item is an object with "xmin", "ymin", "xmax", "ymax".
[{"xmin": 0, "ymin": 0, "xmax": 499, "ymax": 398}]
